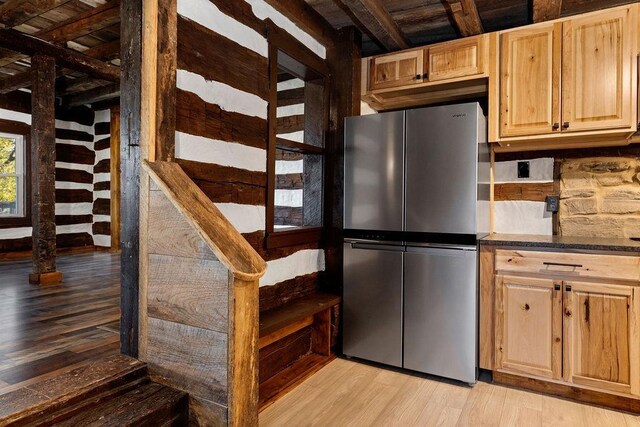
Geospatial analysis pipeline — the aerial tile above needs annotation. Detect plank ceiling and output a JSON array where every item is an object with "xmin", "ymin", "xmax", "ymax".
[
  {"xmin": 0, "ymin": 0, "xmax": 120, "ymax": 107},
  {"xmin": 306, "ymin": 0, "xmax": 640, "ymax": 56}
]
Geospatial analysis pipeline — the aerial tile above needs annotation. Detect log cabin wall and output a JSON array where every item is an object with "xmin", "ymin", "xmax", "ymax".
[
  {"xmin": 494, "ymin": 145, "xmax": 640, "ymax": 237},
  {"xmin": 0, "ymin": 92, "xmax": 114, "ymax": 252},
  {"xmin": 173, "ymin": 0, "xmax": 327, "ymax": 312},
  {"xmin": 92, "ymin": 108, "xmax": 111, "ymax": 247}
]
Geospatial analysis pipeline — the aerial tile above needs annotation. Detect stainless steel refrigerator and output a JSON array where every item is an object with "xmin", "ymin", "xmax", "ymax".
[{"xmin": 343, "ymin": 102, "xmax": 489, "ymax": 384}]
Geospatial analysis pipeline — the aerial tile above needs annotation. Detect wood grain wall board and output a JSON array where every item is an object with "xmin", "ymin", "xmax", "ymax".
[
  {"xmin": 277, "ymin": 88, "xmax": 305, "ymax": 107},
  {"xmin": 55, "ymin": 168, "xmax": 93, "ymax": 184},
  {"xmin": 92, "ymin": 222, "xmax": 111, "ymax": 236},
  {"xmin": 147, "ymin": 254, "xmax": 229, "ymax": 333},
  {"xmin": 55, "ymin": 189, "xmax": 93, "ymax": 204},
  {"xmin": 259, "ymin": 272, "xmax": 321, "ymax": 313},
  {"xmin": 276, "ymin": 150, "xmax": 303, "ymax": 161},
  {"xmin": 259, "ymin": 326, "xmax": 312, "ymax": 384},
  {"xmin": 93, "ymin": 159, "xmax": 110, "ymax": 174},
  {"xmin": 194, "ymin": 179, "xmax": 266, "ymax": 206},
  {"xmin": 94, "ymin": 137, "xmax": 111, "ymax": 151},
  {"xmin": 188, "ymin": 396, "xmax": 228, "ymax": 426},
  {"xmin": 146, "ymin": 316, "xmax": 228, "ymax": 405},
  {"xmin": 92, "ymin": 198, "xmax": 110, "ymax": 216},
  {"xmin": 175, "ymin": 88, "xmax": 268, "ymax": 150},
  {"xmin": 207, "ymin": 0, "xmax": 268, "ymax": 36},
  {"xmin": 94, "ymin": 181, "xmax": 110, "ymax": 191},
  {"xmin": 57, "ymin": 232, "xmax": 94, "ymax": 248},
  {"xmin": 494, "ymin": 182, "xmax": 555, "ymax": 202},
  {"xmin": 0, "ymin": 237, "xmax": 31, "ymax": 252},
  {"xmin": 155, "ymin": 0, "xmax": 177, "ymax": 162},
  {"xmin": 276, "ymin": 115, "xmax": 305, "ymax": 134},
  {"xmin": 55, "ymin": 128, "xmax": 94, "ymax": 142},
  {"xmin": 276, "ymin": 173, "xmax": 303, "ymax": 189},
  {"xmin": 147, "ymin": 189, "xmax": 219, "ymax": 261},
  {"xmin": 94, "ymin": 122, "xmax": 111, "ymax": 136},
  {"xmin": 176, "ymin": 159, "xmax": 267, "ymax": 188},
  {"xmin": 177, "ymin": 16, "xmax": 269, "ymax": 101},
  {"xmin": 56, "ymin": 214, "xmax": 94, "ymax": 226},
  {"xmin": 274, "ymin": 206, "xmax": 303, "ymax": 226},
  {"xmin": 55, "ymin": 143, "xmax": 95, "ymax": 165}
]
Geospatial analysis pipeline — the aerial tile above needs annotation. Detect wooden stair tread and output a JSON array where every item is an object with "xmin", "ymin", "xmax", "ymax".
[
  {"xmin": 0, "ymin": 353, "xmax": 145, "ymax": 424},
  {"xmin": 259, "ymin": 292, "xmax": 341, "ymax": 339}
]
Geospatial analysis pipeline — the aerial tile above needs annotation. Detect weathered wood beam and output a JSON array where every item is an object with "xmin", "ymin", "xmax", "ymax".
[
  {"xmin": 444, "ymin": 0, "xmax": 484, "ymax": 37},
  {"xmin": 340, "ymin": 0, "xmax": 410, "ymax": 51},
  {"xmin": 64, "ymin": 82, "xmax": 120, "ymax": 106},
  {"xmin": 0, "ymin": 69, "xmax": 31, "ymax": 94},
  {"xmin": 533, "ymin": 0, "xmax": 562, "ymax": 23},
  {"xmin": 262, "ymin": 0, "xmax": 339, "ymax": 48},
  {"xmin": 0, "ymin": 0, "xmax": 70, "ymax": 29},
  {"xmin": 155, "ymin": 0, "xmax": 176, "ymax": 161},
  {"xmin": 29, "ymin": 54, "xmax": 62, "ymax": 285},
  {"xmin": 120, "ymin": 0, "xmax": 141, "ymax": 358},
  {"xmin": 0, "ymin": 29, "xmax": 120, "ymax": 81}
]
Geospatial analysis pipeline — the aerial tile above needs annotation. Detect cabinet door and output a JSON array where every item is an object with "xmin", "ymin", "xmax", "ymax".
[
  {"xmin": 500, "ymin": 23, "xmax": 562, "ymax": 138},
  {"xmin": 495, "ymin": 275, "xmax": 562, "ymax": 379},
  {"xmin": 427, "ymin": 36, "xmax": 484, "ymax": 82},
  {"xmin": 563, "ymin": 281, "xmax": 640, "ymax": 395},
  {"xmin": 370, "ymin": 50, "xmax": 424, "ymax": 90},
  {"xmin": 562, "ymin": 7, "xmax": 636, "ymax": 132}
]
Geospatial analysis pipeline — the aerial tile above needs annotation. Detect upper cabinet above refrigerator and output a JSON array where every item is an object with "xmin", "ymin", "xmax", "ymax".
[{"xmin": 344, "ymin": 111, "xmax": 405, "ymax": 231}]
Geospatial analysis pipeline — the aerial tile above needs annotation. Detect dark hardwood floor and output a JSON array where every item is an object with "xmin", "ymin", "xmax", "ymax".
[{"xmin": 0, "ymin": 251, "xmax": 120, "ymax": 395}]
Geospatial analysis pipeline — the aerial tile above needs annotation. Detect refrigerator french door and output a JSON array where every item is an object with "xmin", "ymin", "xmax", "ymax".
[
  {"xmin": 403, "ymin": 245, "xmax": 478, "ymax": 384},
  {"xmin": 343, "ymin": 240, "xmax": 403, "ymax": 367}
]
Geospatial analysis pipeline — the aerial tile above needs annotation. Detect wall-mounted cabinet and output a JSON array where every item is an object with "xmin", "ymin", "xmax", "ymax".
[
  {"xmin": 427, "ymin": 36, "xmax": 486, "ymax": 82},
  {"xmin": 369, "ymin": 49, "xmax": 424, "ymax": 91},
  {"xmin": 496, "ymin": 5, "xmax": 638, "ymax": 150}
]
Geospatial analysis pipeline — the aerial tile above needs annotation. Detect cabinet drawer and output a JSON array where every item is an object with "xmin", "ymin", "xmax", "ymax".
[{"xmin": 495, "ymin": 250, "xmax": 640, "ymax": 283}]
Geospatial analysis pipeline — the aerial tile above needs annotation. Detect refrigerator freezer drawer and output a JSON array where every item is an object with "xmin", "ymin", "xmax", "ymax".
[
  {"xmin": 343, "ymin": 242, "xmax": 403, "ymax": 367},
  {"xmin": 403, "ymin": 246, "xmax": 478, "ymax": 383}
]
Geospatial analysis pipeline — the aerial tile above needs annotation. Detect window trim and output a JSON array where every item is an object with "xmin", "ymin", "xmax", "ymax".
[
  {"xmin": 266, "ymin": 26, "xmax": 331, "ymax": 249},
  {"xmin": 0, "ymin": 120, "xmax": 31, "ymax": 229}
]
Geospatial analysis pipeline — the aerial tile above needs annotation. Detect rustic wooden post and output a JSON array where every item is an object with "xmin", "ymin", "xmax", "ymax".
[{"xmin": 29, "ymin": 54, "xmax": 62, "ymax": 285}]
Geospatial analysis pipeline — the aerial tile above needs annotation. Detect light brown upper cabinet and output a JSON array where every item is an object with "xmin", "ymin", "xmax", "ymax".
[
  {"xmin": 495, "ymin": 275, "xmax": 563, "ymax": 380},
  {"xmin": 427, "ymin": 35, "xmax": 486, "ymax": 82},
  {"xmin": 369, "ymin": 49, "xmax": 424, "ymax": 91},
  {"xmin": 498, "ymin": 5, "xmax": 638, "ymax": 141},
  {"xmin": 563, "ymin": 281, "xmax": 640, "ymax": 396},
  {"xmin": 562, "ymin": 7, "xmax": 635, "ymax": 132},
  {"xmin": 500, "ymin": 23, "xmax": 561, "ymax": 137}
]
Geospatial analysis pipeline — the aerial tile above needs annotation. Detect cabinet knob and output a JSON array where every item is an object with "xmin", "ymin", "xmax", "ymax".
[
  {"xmin": 552, "ymin": 123, "xmax": 560, "ymax": 130},
  {"xmin": 415, "ymin": 74, "xmax": 421, "ymax": 80},
  {"xmin": 423, "ymin": 73, "xmax": 429, "ymax": 80},
  {"xmin": 562, "ymin": 122, "xmax": 570, "ymax": 129},
  {"xmin": 554, "ymin": 284, "xmax": 561, "ymax": 291}
]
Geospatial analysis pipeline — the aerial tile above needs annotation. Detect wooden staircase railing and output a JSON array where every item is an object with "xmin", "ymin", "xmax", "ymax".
[{"xmin": 140, "ymin": 160, "xmax": 267, "ymax": 426}]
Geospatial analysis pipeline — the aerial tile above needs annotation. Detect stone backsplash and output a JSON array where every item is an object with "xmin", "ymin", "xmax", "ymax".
[{"xmin": 559, "ymin": 157, "xmax": 640, "ymax": 238}]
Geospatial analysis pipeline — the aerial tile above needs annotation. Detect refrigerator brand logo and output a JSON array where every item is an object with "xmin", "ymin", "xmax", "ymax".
[{"xmin": 452, "ymin": 113, "xmax": 467, "ymax": 118}]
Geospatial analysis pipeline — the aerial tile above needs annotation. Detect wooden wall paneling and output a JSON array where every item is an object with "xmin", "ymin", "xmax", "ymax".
[
  {"xmin": 110, "ymin": 106, "xmax": 121, "ymax": 252},
  {"xmin": 29, "ymin": 54, "xmax": 62, "ymax": 286},
  {"xmin": 155, "ymin": 0, "xmax": 177, "ymax": 162},
  {"xmin": 120, "ymin": 0, "xmax": 143, "ymax": 358}
]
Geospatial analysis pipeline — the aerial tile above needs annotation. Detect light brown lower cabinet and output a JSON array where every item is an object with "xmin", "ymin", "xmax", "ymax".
[{"xmin": 495, "ymin": 275, "xmax": 640, "ymax": 396}]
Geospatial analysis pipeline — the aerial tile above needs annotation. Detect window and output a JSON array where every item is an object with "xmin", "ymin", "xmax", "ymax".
[
  {"xmin": 266, "ymin": 35, "xmax": 330, "ymax": 248},
  {"xmin": 0, "ymin": 133, "xmax": 26, "ymax": 218}
]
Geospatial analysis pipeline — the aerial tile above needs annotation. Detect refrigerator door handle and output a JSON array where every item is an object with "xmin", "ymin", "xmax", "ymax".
[
  {"xmin": 351, "ymin": 242, "xmax": 405, "ymax": 252},
  {"xmin": 405, "ymin": 245, "xmax": 476, "ymax": 257}
]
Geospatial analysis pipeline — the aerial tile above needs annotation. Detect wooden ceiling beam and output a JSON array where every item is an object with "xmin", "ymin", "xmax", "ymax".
[
  {"xmin": 533, "ymin": 0, "xmax": 562, "ymax": 23},
  {"xmin": 0, "ymin": 28, "xmax": 119, "ymax": 81},
  {"xmin": 444, "ymin": 0, "xmax": 484, "ymax": 37},
  {"xmin": 63, "ymin": 82, "xmax": 119, "ymax": 107},
  {"xmin": 0, "ymin": 0, "xmax": 70, "ymax": 29},
  {"xmin": 340, "ymin": 0, "xmax": 410, "ymax": 51},
  {"xmin": 0, "ymin": 69, "xmax": 31, "ymax": 94},
  {"xmin": 262, "ymin": 0, "xmax": 340, "ymax": 48}
]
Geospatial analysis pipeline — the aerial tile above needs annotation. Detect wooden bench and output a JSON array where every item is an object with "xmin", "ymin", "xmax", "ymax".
[{"xmin": 258, "ymin": 292, "xmax": 341, "ymax": 410}]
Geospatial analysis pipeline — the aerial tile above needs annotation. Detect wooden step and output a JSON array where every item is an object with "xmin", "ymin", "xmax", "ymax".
[{"xmin": 0, "ymin": 354, "xmax": 188, "ymax": 427}]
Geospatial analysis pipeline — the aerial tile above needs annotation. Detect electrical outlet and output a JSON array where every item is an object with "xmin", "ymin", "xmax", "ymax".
[
  {"xmin": 517, "ymin": 161, "xmax": 530, "ymax": 179},
  {"xmin": 546, "ymin": 195, "xmax": 560, "ymax": 213}
]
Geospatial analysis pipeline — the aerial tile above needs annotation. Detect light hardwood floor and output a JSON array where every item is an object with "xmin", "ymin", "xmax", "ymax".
[{"xmin": 259, "ymin": 357, "xmax": 640, "ymax": 426}]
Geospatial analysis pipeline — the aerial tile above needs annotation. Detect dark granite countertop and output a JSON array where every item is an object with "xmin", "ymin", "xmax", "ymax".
[{"xmin": 481, "ymin": 233, "xmax": 640, "ymax": 253}]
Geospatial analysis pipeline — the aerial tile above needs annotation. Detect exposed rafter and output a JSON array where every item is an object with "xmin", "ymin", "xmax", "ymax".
[
  {"xmin": 533, "ymin": 0, "xmax": 563, "ymax": 23},
  {"xmin": 263, "ymin": 0, "xmax": 340, "ymax": 48},
  {"xmin": 64, "ymin": 82, "xmax": 120, "ymax": 107},
  {"xmin": 0, "ymin": 0, "xmax": 69, "ymax": 29},
  {"xmin": 339, "ymin": 0, "xmax": 410, "ymax": 51},
  {"xmin": 0, "ymin": 28, "xmax": 119, "ymax": 81},
  {"xmin": 443, "ymin": 0, "xmax": 484, "ymax": 37},
  {"xmin": 0, "ymin": 69, "xmax": 32, "ymax": 94}
]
